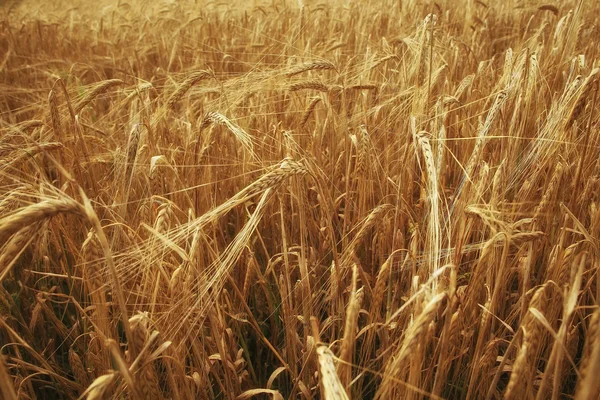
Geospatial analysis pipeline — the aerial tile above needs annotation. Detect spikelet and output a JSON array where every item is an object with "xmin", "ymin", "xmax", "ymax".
[
  {"xmin": 505, "ymin": 340, "xmax": 529, "ymax": 400},
  {"xmin": 490, "ymin": 162, "xmax": 505, "ymax": 205},
  {"xmin": 287, "ymin": 59, "xmax": 337, "ymax": 77},
  {"xmin": 74, "ymin": 79, "xmax": 124, "ymax": 114},
  {"xmin": 429, "ymin": 63, "xmax": 448, "ymax": 90},
  {"xmin": 316, "ymin": 346, "xmax": 350, "ymax": 400},
  {"xmin": 553, "ymin": 10, "xmax": 573, "ymax": 50},
  {"xmin": 416, "ymin": 14, "xmax": 436, "ymax": 86},
  {"xmin": 435, "ymin": 123, "xmax": 446, "ymax": 178},
  {"xmin": 19, "ymin": 119, "xmax": 44, "ymax": 131},
  {"xmin": 508, "ymin": 48, "xmax": 529, "ymax": 92},
  {"xmin": 473, "ymin": 162, "xmax": 490, "ymax": 202},
  {"xmin": 506, "ymin": 231, "xmax": 545, "ymax": 246}
]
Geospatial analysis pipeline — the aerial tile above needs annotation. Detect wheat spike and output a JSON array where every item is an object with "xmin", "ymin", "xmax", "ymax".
[
  {"xmin": 167, "ymin": 70, "xmax": 212, "ymax": 109},
  {"xmin": 287, "ymin": 59, "xmax": 337, "ymax": 77},
  {"xmin": 74, "ymin": 79, "xmax": 124, "ymax": 114},
  {"xmin": 301, "ymin": 96, "xmax": 323, "ymax": 126},
  {"xmin": 0, "ymin": 198, "xmax": 84, "ymax": 246},
  {"xmin": 317, "ymin": 346, "xmax": 350, "ymax": 400}
]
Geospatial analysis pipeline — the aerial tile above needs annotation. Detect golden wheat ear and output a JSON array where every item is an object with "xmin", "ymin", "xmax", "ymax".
[{"xmin": 317, "ymin": 346, "xmax": 350, "ymax": 400}]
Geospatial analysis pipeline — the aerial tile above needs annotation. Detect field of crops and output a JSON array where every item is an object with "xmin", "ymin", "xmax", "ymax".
[{"xmin": 1, "ymin": 0, "xmax": 600, "ymax": 399}]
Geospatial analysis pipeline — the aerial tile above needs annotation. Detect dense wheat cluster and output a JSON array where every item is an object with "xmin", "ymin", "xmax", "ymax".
[{"xmin": 1, "ymin": 0, "xmax": 600, "ymax": 398}]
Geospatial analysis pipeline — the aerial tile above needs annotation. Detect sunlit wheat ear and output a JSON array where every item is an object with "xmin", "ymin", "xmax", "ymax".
[
  {"xmin": 301, "ymin": 96, "xmax": 323, "ymax": 126},
  {"xmin": 82, "ymin": 228, "xmax": 103, "ymax": 288},
  {"xmin": 377, "ymin": 292, "xmax": 447, "ymax": 398},
  {"xmin": 242, "ymin": 158, "xmax": 308, "ymax": 198},
  {"xmin": 533, "ymin": 162, "xmax": 563, "ymax": 225},
  {"xmin": 201, "ymin": 111, "xmax": 255, "ymax": 157},
  {"xmin": 566, "ymin": 68, "xmax": 599, "ymax": 129},
  {"xmin": 502, "ymin": 47, "xmax": 514, "ymax": 79},
  {"xmin": 84, "ymin": 373, "xmax": 117, "ymax": 400},
  {"xmin": 340, "ymin": 204, "xmax": 393, "ymax": 269},
  {"xmin": 167, "ymin": 70, "xmax": 213, "ymax": 109},
  {"xmin": 125, "ymin": 124, "xmax": 141, "ymax": 183},
  {"xmin": 317, "ymin": 346, "xmax": 350, "ymax": 400},
  {"xmin": 74, "ymin": 79, "xmax": 124, "ymax": 114},
  {"xmin": 149, "ymin": 155, "xmax": 173, "ymax": 196},
  {"xmin": 0, "ymin": 187, "xmax": 24, "ymax": 216},
  {"xmin": 372, "ymin": 254, "xmax": 392, "ymax": 316},
  {"xmin": 128, "ymin": 313, "xmax": 162, "ymax": 399},
  {"xmin": 456, "ymin": 89, "xmax": 507, "ymax": 199},
  {"xmin": 414, "ymin": 128, "xmax": 442, "ymax": 277},
  {"xmin": 338, "ymin": 264, "xmax": 364, "ymax": 388},
  {"xmin": 504, "ymin": 285, "xmax": 548, "ymax": 399},
  {"xmin": 453, "ymin": 74, "xmax": 474, "ymax": 100},
  {"xmin": 370, "ymin": 54, "xmax": 399, "ymax": 71},
  {"xmin": 0, "ymin": 198, "xmax": 84, "ymax": 245},
  {"xmin": 153, "ymin": 202, "xmax": 173, "ymax": 233},
  {"xmin": 48, "ymin": 89, "xmax": 62, "ymax": 141},
  {"xmin": 0, "ymin": 223, "xmax": 38, "ymax": 280},
  {"xmin": 286, "ymin": 59, "xmax": 337, "ymax": 77},
  {"xmin": 415, "ymin": 14, "xmax": 436, "ymax": 86}
]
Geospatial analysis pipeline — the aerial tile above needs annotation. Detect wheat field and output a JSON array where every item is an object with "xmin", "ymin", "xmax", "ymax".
[{"xmin": 1, "ymin": 0, "xmax": 599, "ymax": 399}]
